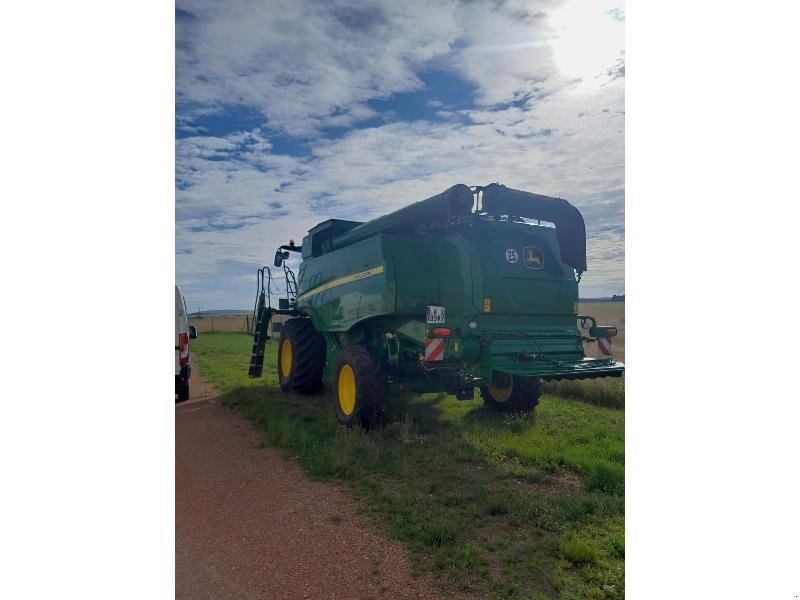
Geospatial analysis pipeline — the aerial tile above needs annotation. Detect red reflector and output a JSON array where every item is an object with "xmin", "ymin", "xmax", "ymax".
[
  {"xmin": 432, "ymin": 328, "xmax": 452, "ymax": 337},
  {"xmin": 179, "ymin": 333, "xmax": 189, "ymax": 364},
  {"xmin": 606, "ymin": 328, "xmax": 618, "ymax": 338}
]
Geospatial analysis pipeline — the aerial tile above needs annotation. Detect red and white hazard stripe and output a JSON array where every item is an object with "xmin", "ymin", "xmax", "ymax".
[
  {"xmin": 597, "ymin": 336, "xmax": 611, "ymax": 357},
  {"xmin": 424, "ymin": 337, "xmax": 445, "ymax": 362}
]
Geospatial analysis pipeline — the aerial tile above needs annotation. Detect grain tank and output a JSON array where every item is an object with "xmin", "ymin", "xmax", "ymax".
[{"xmin": 249, "ymin": 184, "xmax": 623, "ymax": 426}]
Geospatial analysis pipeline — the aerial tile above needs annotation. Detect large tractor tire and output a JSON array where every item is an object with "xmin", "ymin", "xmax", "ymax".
[
  {"xmin": 332, "ymin": 345, "xmax": 387, "ymax": 428},
  {"xmin": 277, "ymin": 317, "xmax": 325, "ymax": 394},
  {"xmin": 480, "ymin": 372, "xmax": 541, "ymax": 412}
]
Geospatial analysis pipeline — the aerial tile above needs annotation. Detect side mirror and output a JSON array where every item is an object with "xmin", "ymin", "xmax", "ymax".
[{"xmin": 274, "ymin": 250, "xmax": 288, "ymax": 267}]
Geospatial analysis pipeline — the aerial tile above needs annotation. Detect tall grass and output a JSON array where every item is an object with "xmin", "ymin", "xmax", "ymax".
[{"xmin": 541, "ymin": 378, "xmax": 624, "ymax": 410}]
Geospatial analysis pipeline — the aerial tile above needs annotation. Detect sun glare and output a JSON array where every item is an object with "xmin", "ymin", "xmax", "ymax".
[{"xmin": 548, "ymin": 0, "xmax": 624, "ymax": 79}]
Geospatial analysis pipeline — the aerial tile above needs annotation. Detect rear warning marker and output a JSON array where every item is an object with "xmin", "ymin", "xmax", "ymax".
[{"xmin": 424, "ymin": 337, "xmax": 445, "ymax": 361}]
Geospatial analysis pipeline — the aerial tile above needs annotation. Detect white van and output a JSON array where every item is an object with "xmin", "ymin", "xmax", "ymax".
[{"xmin": 175, "ymin": 285, "xmax": 191, "ymax": 402}]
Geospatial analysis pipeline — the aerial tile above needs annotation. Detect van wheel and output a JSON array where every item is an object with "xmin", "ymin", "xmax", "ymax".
[
  {"xmin": 480, "ymin": 372, "xmax": 540, "ymax": 412},
  {"xmin": 176, "ymin": 380, "xmax": 189, "ymax": 403},
  {"xmin": 277, "ymin": 318, "xmax": 325, "ymax": 394},
  {"xmin": 333, "ymin": 345, "xmax": 387, "ymax": 428}
]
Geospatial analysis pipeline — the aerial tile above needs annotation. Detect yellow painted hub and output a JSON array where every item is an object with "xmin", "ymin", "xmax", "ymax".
[
  {"xmin": 338, "ymin": 364, "xmax": 356, "ymax": 416},
  {"xmin": 280, "ymin": 339, "xmax": 292, "ymax": 378},
  {"xmin": 488, "ymin": 372, "xmax": 514, "ymax": 403}
]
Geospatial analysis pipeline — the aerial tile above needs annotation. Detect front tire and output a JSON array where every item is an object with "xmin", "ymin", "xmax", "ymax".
[
  {"xmin": 480, "ymin": 372, "xmax": 541, "ymax": 412},
  {"xmin": 332, "ymin": 345, "xmax": 387, "ymax": 427},
  {"xmin": 277, "ymin": 318, "xmax": 325, "ymax": 394}
]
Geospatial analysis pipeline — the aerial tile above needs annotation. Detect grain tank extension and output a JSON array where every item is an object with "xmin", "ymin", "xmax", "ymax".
[{"xmin": 249, "ymin": 184, "xmax": 623, "ymax": 426}]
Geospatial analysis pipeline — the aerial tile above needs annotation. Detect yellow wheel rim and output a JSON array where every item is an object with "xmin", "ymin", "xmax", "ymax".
[
  {"xmin": 488, "ymin": 372, "xmax": 514, "ymax": 403},
  {"xmin": 338, "ymin": 364, "xmax": 356, "ymax": 416},
  {"xmin": 280, "ymin": 339, "xmax": 292, "ymax": 378}
]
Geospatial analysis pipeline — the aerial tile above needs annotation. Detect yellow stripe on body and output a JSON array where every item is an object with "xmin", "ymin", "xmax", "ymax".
[{"xmin": 297, "ymin": 265, "xmax": 385, "ymax": 300}]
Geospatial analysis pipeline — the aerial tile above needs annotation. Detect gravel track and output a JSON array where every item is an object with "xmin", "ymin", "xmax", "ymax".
[{"xmin": 176, "ymin": 361, "xmax": 442, "ymax": 600}]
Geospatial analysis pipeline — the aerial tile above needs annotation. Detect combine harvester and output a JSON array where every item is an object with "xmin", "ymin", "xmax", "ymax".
[{"xmin": 249, "ymin": 184, "xmax": 623, "ymax": 426}]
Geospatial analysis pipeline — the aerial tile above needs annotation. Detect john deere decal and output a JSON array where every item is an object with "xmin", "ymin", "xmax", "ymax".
[{"xmin": 523, "ymin": 246, "xmax": 544, "ymax": 270}]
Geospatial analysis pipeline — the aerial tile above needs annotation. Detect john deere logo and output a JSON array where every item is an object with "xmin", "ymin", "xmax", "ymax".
[{"xmin": 523, "ymin": 246, "xmax": 544, "ymax": 270}]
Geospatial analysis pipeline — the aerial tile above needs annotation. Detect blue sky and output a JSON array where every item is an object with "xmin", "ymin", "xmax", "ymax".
[{"xmin": 176, "ymin": 0, "xmax": 625, "ymax": 311}]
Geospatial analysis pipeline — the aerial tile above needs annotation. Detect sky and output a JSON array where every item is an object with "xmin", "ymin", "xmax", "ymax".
[{"xmin": 176, "ymin": 0, "xmax": 625, "ymax": 312}]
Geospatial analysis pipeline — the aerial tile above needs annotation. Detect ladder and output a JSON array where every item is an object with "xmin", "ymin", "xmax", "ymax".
[
  {"xmin": 248, "ymin": 267, "xmax": 273, "ymax": 378},
  {"xmin": 284, "ymin": 264, "xmax": 298, "ymax": 305}
]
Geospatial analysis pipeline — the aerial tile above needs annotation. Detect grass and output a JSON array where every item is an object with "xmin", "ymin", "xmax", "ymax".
[
  {"xmin": 540, "ymin": 378, "xmax": 625, "ymax": 410},
  {"xmin": 190, "ymin": 333, "xmax": 625, "ymax": 599}
]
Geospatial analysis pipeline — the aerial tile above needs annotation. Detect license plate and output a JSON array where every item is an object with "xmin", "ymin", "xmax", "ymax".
[{"xmin": 426, "ymin": 305, "xmax": 446, "ymax": 324}]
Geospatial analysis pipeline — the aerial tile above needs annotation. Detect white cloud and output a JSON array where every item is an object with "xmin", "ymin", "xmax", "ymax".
[
  {"xmin": 447, "ymin": 1, "xmax": 560, "ymax": 106},
  {"xmin": 175, "ymin": 0, "xmax": 626, "ymax": 307},
  {"xmin": 177, "ymin": 77, "xmax": 624, "ymax": 306},
  {"xmin": 445, "ymin": 0, "xmax": 625, "ymax": 106},
  {"xmin": 177, "ymin": 0, "xmax": 624, "ymax": 134},
  {"xmin": 177, "ymin": 0, "xmax": 461, "ymax": 136}
]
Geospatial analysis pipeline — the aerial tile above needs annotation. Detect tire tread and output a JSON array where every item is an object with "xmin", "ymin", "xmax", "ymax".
[
  {"xmin": 333, "ymin": 345, "xmax": 387, "ymax": 427},
  {"xmin": 480, "ymin": 375, "xmax": 541, "ymax": 412},
  {"xmin": 278, "ymin": 318, "xmax": 325, "ymax": 394}
]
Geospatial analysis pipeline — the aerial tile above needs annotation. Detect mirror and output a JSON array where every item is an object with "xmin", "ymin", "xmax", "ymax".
[{"xmin": 274, "ymin": 250, "xmax": 286, "ymax": 267}]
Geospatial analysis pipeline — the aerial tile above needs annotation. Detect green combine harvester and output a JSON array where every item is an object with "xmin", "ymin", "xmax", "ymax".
[{"xmin": 249, "ymin": 184, "xmax": 623, "ymax": 426}]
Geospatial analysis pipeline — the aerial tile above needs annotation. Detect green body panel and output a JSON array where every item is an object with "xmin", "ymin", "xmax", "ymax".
[
  {"xmin": 296, "ymin": 234, "xmax": 396, "ymax": 332},
  {"xmin": 469, "ymin": 219, "xmax": 577, "ymax": 318},
  {"xmin": 294, "ymin": 213, "xmax": 622, "ymax": 392}
]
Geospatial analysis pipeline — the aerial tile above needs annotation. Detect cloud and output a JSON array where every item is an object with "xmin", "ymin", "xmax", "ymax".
[
  {"xmin": 177, "ymin": 77, "xmax": 624, "ymax": 305},
  {"xmin": 447, "ymin": 1, "xmax": 562, "ymax": 106},
  {"xmin": 175, "ymin": 0, "xmax": 626, "ymax": 307},
  {"xmin": 177, "ymin": 0, "xmax": 624, "ymax": 133},
  {"xmin": 177, "ymin": 0, "xmax": 461, "ymax": 136}
]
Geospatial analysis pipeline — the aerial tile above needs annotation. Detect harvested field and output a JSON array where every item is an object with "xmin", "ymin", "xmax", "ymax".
[
  {"xmin": 542, "ymin": 302, "xmax": 625, "ymax": 409},
  {"xmin": 189, "ymin": 313, "xmax": 290, "ymax": 334},
  {"xmin": 578, "ymin": 302, "xmax": 625, "ymax": 363}
]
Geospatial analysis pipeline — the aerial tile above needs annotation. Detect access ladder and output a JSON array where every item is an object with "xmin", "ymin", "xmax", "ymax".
[{"xmin": 248, "ymin": 267, "xmax": 274, "ymax": 378}]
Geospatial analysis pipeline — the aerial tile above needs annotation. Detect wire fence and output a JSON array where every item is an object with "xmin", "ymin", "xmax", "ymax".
[{"xmin": 189, "ymin": 313, "xmax": 291, "ymax": 335}]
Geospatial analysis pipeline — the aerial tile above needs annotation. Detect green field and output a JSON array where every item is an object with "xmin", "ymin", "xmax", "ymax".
[{"xmin": 191, "ymin": 333, "xmax": 625, "ymax": 599}]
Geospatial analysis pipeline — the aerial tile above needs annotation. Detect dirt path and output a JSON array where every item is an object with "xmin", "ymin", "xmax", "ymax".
[{"xmin": 176, "ymin": 360, "xmax": 442, "ymax": 600}]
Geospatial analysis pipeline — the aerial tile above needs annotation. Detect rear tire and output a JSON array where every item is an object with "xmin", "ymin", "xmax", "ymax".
[
  {"xmin": 332, "ymin": 345, "xmax": 387, "ymax": 428},
  {"xmin": 480, "ymin": 372, "xmax": 540, "ymax": 412},
  {"xmin": 176, "ymin": 379, "xmax": 189, "ymax": 403},
  {"xmin": 277, "ymin": 318, "xmax": 325, "ymax": 394}
]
